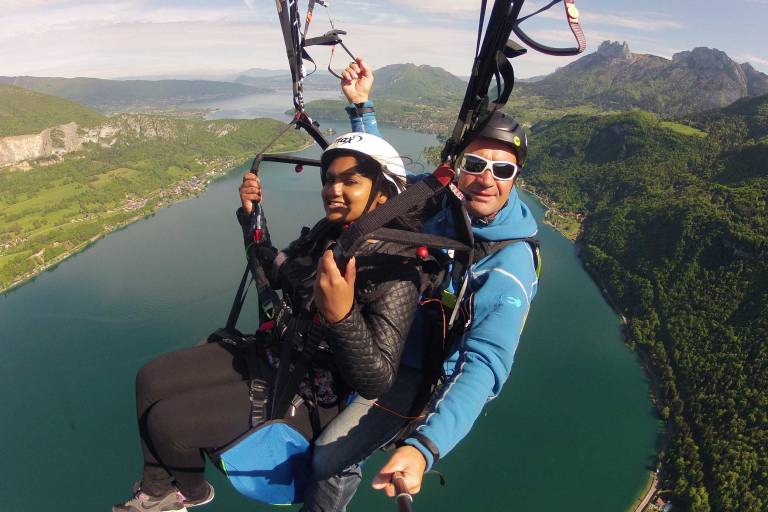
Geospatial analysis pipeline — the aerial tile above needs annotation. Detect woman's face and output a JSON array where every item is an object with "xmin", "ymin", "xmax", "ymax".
[{"xmin": 322, "ymin": 155, "xmax": 386, "ymax": 223}]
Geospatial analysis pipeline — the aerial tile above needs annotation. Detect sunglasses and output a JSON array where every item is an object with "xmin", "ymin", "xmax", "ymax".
[{"xmin": 458, "ymin": 154, "xmax": 519, "ymax": 181}]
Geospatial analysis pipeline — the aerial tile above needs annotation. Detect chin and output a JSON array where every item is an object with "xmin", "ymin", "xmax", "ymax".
[
  {"xmin": 325, "ymin": 212, "xmax": 346, "ymax": 223},
  {"xmin": 465, "ymin": 201, "xmax": 497, "ymax": 219}
]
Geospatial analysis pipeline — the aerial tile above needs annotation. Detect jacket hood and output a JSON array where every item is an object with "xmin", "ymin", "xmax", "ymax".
[{"xmin": 471, "ymin": 187, "xmax": 538, "ymax": 241}]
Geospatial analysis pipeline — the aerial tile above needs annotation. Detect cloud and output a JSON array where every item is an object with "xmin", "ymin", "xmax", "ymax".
[
  {"xmin": 389, "ymin": 0, "xmax": 477, "ymax": 13},
  {"xmin": 0, "ymin": 0, "xmax": 68, "ymax": 10},
  {"xmin": 519, "ymin": 2, "xmax": 684, "ymax": 32},
  {"xmin": 734, "ymin": 53, "xmax": 768, "ymax": 66},
  {"xmin": 586, "ymin": 12, "xmax": 683, "ymax": 31}
]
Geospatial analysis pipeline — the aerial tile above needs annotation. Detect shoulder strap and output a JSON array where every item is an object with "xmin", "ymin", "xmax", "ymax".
[{"xmin": 473, "ymin": 236, "xmax": 541, "ymax": 278}]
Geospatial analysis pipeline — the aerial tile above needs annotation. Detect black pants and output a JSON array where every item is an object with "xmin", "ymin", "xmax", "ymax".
[
  {"xmin": 136, "ymin": 342, "xmax": 253, "ymax": 499},
  {"xmin": 135, "ymin": 341, "xmax": 425, "ymax": 507}
]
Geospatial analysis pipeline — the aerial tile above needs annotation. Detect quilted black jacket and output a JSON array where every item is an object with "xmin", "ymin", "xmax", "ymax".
[{"xmin": 238, "ymin": 210, "xmax": 425, "ymax": 399}]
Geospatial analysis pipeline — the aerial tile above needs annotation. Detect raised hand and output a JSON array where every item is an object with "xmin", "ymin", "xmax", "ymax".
[{"xmin": 341, "ymin": 57, "xmax": 373, "ymax": 104}]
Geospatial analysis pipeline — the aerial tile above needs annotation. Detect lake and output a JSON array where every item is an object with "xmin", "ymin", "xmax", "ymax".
[{"xmin": 0, "ymin": 111, "xmax": 659, "ymax": 511}]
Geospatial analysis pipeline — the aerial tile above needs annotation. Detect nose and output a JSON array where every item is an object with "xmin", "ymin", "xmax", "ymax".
[
  {"xmin": 478, "ymin": 167, "xmax": 496, "ymax": 185},
  {"xmin": 324, "ymin": 181, "xmax": 343, "ymax": 196}
]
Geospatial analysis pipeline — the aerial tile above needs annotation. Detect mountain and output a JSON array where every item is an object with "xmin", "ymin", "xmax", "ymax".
[
  {"xmin": 0, "ymin": 84, "xmax": 104, "ymax": 137},
  {"xmin": 235, "ymin": 68, "xmax": 340, "ymax": 90},
  {"xmin": 300, "ymin": 63, "xmax": 467, "ymax": 132},
  {"xmin": 116, "ymin": 71, "xmax": 241, "ymax": 82},
  {"xmin": 525, "ymin": 97, "xmax": 768, "ymax": 512},
  {"xmin": 236, "ymin": 68, "xmax": 288, "ymax": 79},
  {"xmin": 520, "ymin": 41, "xmax": 768, "ymax": 116},
  {"xmin": 373, "ymin": 63, "xmax": 466, "ymax": 104},
  {"xmin": 0, "ymin": 89, "xmax": 308, "ymax": 290},
  {"xmin": 0, "ymin": 76, "xmax": 270, "ymax": 112}
]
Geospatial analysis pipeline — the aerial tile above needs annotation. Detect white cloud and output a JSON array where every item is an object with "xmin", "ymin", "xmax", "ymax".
[
  {"xmin": 389, "ymin": 0, "xmax": 478, "ymax": 13},
  {"xmin": 734, "ymin": 53, "xmax": 768, "ymax": 66},
  {"xmin": 2, "ymin": 0, "xmax": 762, "ymax": 80},
  {"xmin": 0, "ymin": 0, "xmax": 68, "ymax": 10},
  {"xmin": 520, "ymin": 3, "xmax": 684, "ymax": 32},
  {"xmin": 586, "ymin": 12, "xmax": 683, "ymax": 31}
]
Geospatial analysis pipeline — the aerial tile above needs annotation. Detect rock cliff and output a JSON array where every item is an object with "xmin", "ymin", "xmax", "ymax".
[{"xmin": 0, "ymin": 122, "xmax": 119, "ymax": 168}]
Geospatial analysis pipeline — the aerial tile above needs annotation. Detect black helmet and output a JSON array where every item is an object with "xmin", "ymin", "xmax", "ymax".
[{"xmin": 461, "ymin": 111, "xmax": 527, "ymax": 167}]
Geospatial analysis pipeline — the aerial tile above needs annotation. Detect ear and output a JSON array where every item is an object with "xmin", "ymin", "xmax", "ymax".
[{"xmin": 377, "ymin": 193, "xmax": 388, "ymax": 205}]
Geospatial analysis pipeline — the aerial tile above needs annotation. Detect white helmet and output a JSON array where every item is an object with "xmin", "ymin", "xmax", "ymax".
[{"xmin": 321, "ymin": 132, "xmax": 407, "ymax": 193}]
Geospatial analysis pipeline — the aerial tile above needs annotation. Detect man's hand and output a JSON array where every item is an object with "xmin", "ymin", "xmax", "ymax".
[
  {"xmin": 372, "ymin": 445, "xmax": 427, "ymax": 497},
  {"xmin": 314, "ymin": 249, "xmax": 356, "ymax": 324},
  {"xmin": 239, "ymin": 173, "xmax": 262, "ymax": 214},
  {"xmin": 341, "ymin": 57, "xmax": 373, "ymax": 104}
]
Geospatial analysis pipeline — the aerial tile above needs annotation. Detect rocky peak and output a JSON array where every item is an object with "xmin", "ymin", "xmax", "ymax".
[
  {"xmin": 672, "ymin": 47, "xmax": 734, "ymax": 70},
  {"xmin": 740, "ymin": 62, "xmax": 768, "ymax": 96},
  {"xmin": 597, "ymin": 40, "xmax": 631, "ymax": 61}
]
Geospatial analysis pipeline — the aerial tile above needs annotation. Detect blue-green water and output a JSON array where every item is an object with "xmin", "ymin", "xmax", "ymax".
[{"xmin": 0, "ymin": 120, "xmax": 659, "ymax": 511}]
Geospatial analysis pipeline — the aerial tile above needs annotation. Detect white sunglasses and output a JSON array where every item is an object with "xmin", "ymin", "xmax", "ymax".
[{"xmin": 457, "ymin": 154, "xmax": 519, "ymax": 181}]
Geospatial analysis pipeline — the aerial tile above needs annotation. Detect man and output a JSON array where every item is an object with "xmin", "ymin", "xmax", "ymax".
[{"xmin": 339, "ymin": 58, "xmax": 539, "ymax": 498}]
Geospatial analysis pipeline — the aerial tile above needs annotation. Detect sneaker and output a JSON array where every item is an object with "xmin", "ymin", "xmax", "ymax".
[
  {"xmin": 179, "ymin": 482, "xmax": 215, "ymax": 508},
  {"xmin": 112, "ymin": 488, "xmax": 186, "ymax": 512}
]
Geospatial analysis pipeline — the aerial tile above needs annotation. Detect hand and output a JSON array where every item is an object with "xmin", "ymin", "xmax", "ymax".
[
  {"xmin": 371, "ymin": 445, "xmax": 427, "ymax": 497},
  {"xmin": 341, "ymin": 57, "xmax": 373, "ymax": 104},
  {"xmin": 314, "ymin": 249, "xmax": 356, "ymax": 324},
  {"xmin": 239, "ymin": 173, "xmax": 262, "ymax": 214}
]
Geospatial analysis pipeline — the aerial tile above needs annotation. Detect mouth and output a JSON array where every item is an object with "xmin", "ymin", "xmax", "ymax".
[
  {"xmin": 469, "ymin": 191, "xmax": 496, "ymax": 201},
  {"xmin": 326, "ymin": 200, "xmax": 348, "ymax": 209}
]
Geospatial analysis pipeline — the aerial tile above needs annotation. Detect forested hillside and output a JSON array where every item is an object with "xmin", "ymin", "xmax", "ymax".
[
  {"xmin": 0, "ymin": 85, "xmax": 104, "ymax": 137},
  {"xmin": 0, "ymin": 114, "xmax": 308, "ymax": 291},
  {"xmin": 525, "ymin": 97, "xmax": 768, "ymax": 512}
]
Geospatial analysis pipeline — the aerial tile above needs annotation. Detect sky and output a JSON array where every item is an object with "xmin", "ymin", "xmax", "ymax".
[{"xmin": 1, "ymin": 0, "xmax": 766, "ymax": 80}]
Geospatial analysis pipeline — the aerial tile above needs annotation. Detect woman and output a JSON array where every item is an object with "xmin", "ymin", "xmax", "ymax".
[{"xmin": 113, "ymin": 132, "xmax": 430, "ymax": 512}]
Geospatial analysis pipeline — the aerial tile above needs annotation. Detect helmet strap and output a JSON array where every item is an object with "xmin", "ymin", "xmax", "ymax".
[{"xmin": 363, "ymin": 172, "xmax": 383, "ymax": 214}]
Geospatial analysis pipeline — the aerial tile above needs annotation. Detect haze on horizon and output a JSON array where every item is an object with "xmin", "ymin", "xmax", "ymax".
[{"xmin": 1, "ymin": 0, "xmax": 766, "ymax": 80}]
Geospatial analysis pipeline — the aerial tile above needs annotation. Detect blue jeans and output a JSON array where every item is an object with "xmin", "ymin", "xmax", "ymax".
[{"xmin": 300, "ymin": 366, "xmax": 424, "ymax": 512}]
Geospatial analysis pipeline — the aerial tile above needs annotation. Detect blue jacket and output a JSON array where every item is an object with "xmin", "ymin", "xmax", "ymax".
[{"xmin": 347, "ymin": 103, "xmax": 539, "ymax": 470}]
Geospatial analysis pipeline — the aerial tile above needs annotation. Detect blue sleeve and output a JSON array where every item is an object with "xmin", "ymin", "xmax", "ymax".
[
  {"xmin": 405, "ymin": 243, "xmax": 538, "ymax": 470},
  {"xmin": 345, "ymin": 100, "xmax": 381, "ymax": 137}
]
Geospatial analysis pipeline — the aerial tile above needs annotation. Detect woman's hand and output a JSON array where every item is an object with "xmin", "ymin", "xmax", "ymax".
[
  {"xmin": 314, "ymin": 249, "xmax": 356, "ymax": 324},
  {"xmin": 239, "ymin": 173, "xmax": 262, "ymax": 214},
  {"xmin": 341, "ymin": 57, "xmax": 373, "ymax": 104},
  {"xmin": 372, "ymin": 446, "xmax": 427, "ymax": 496}
]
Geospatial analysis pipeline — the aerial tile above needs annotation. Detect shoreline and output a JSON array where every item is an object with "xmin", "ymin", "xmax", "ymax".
[
  {"xmin": 0, "ymin": 138, "xmax": 316, "ymax": 296},
  {"xmin": 629, "ymin": 471, "xmax": 658, "ymax": 512},
  {"xmin": 521, "ymin": 185, "xmax": 668, "ymax": 512},
  {"xmin": 1, "ymin": 157, "xmax": 243, "ymax": 295},
  {"xmin": 518, "ymin": 181, "xmax": 582, "ymax": 241}
]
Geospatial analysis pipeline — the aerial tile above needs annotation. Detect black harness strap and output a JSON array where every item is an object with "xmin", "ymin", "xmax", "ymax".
[
  {"xmin": 269, "ymin": 313, "xmax": 324, "ymax": 420},
  {"xmin": 333, "ymin": 170, "xmax": 459, "ymax": 266},
  {"xmin": 368, "ymin": 228, "xmax": 471, "ymax": 253}
]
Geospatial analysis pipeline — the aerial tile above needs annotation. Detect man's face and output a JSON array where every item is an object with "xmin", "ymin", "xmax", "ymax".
[{"xmin": 457, "ymin": 137, "xmax": 518, "ymax": 219}]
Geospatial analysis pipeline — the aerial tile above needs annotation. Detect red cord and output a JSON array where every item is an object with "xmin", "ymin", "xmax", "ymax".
[{"xmin": 372, "ymin": 402, "xmax": 426, "ymax": 420}]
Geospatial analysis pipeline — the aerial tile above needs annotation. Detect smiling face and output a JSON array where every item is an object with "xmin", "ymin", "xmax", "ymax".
[
  {"xmin": 322, "ymin": 154, "xmax": 387, "ymax": 223},
  {"xmin": 457, "ymin": 137, "xmax": 518, "ymax": 219}
]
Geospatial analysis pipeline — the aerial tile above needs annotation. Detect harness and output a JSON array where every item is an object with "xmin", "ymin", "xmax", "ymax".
[{"xmin": 209, "ymin": 0, "xmax": 585, "ymax": 505}]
